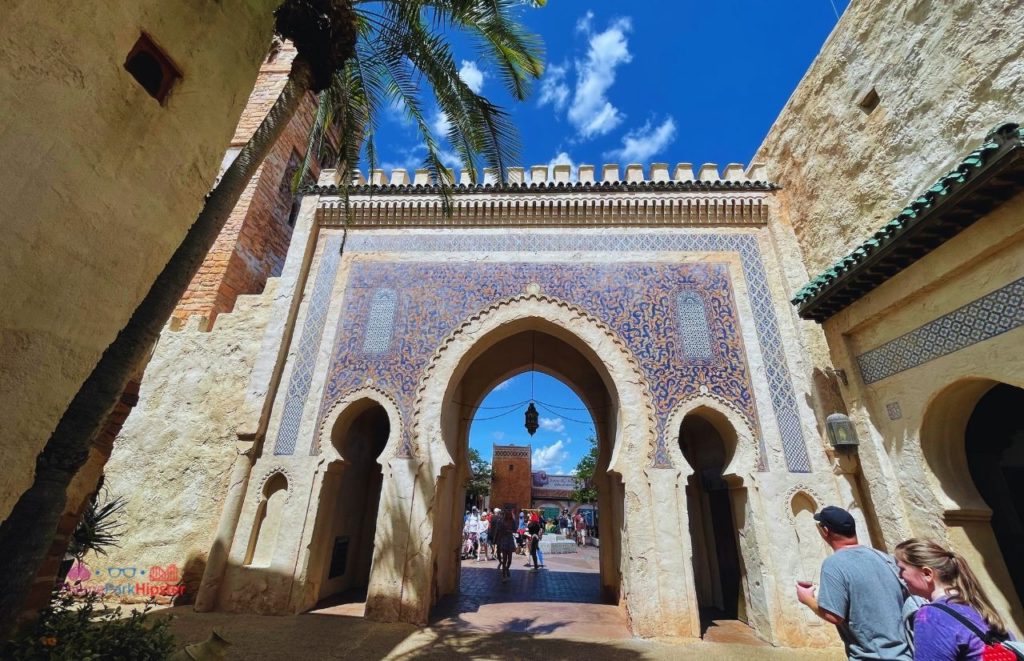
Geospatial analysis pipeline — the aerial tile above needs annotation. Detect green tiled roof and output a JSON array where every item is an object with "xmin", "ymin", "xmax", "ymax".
[{"xmin": 793, "ymin": 122, "xmax": 1024, "ymax": 323}]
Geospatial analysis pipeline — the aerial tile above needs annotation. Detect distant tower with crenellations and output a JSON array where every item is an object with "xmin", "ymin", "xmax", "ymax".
[{"xmin": 490, "ymin": 444, "xmax": 532, "ymax": 512}]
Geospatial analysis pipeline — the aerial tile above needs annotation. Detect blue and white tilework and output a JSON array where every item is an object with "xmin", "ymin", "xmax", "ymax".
[
  {"xmin": 273, "ymin": 235, "xmax": 343, "ymax": 455},
  {"xmin": 318, "ymin": 259, "xmax": 762, "ymax": 467},
  {"xmin": 676, "ymin": 291, "xmax": 715, "ymax": 360},
  {"xmin": 857, "ymin": 276, "xmax": 1024, "ymax": 384},
  {"xmin": 312, "ymin": 232, "xmax": 811, "ymax": 472}
]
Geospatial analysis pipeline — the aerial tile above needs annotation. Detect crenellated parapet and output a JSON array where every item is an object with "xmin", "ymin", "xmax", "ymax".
[{"xmin": 314, "ymin": 161, "xmax": 775, "ymax": 228}]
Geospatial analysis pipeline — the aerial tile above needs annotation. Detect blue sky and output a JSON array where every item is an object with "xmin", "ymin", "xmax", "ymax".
[
  {"xmin": 379, "ymin": 2, "xmax": 851, "ymax": 472},
  {"xmin": 374, "ymin": 0, "xmax": 850, "ymax": 178},
  {"xmin": 468, "ymin": 371, "xmax": 596, "ymax": 475}
]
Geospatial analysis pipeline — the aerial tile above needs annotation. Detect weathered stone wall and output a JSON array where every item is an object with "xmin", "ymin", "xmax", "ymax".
[
  {"xmin": 0, "ymin": 0, "xmax": 276, "ymax": 520},
  {"xmin": 755, "ymin": 0, "xmax": 1024, "ymax": 277},
  {"xmin": 95, "ymin": 286, "xmax": 276, "ymax": 601},
  {"xmin": 174, "ymin": 44, "xmax": 324, "ymax": 328}
]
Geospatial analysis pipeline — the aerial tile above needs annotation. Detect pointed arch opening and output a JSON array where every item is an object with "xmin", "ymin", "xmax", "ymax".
[
  {"xmin": 920, "ymin": 378, "xmax": 1024, "ymax": 627},
  {"xmin": 307, "ymin": 399, "xmax": 390, "ymax": 609},
  {"xmin": 430, "ymin": 321, "xmax": 626, "ymax": 615}
]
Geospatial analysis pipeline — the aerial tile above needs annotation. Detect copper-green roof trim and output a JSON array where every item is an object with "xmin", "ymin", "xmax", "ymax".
[{"xmin": 793, "ymin": 122, "xmax": 1024, "ymax": 323}]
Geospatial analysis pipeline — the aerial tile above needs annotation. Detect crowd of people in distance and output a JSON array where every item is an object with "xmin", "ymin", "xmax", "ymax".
[
  {"xmin": 795, "ymin": 505, "xmax": 1023, "ymax": 661},
  {"xmin": 461, "ymin": 507, "xmax": 593, "ymax": 582}
]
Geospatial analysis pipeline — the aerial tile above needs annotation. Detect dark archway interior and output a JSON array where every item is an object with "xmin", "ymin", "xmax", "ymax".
[
  {"xmin": 681, "ymin": 414, "xmax": 743, "ymax": 630},
  {"xmin": 966, "ymin": 383, "xmax": 1024, "ymax": 603},
  {"xmin": 313, "ymin": 402, "xmax": 389, "ymax": 607}
]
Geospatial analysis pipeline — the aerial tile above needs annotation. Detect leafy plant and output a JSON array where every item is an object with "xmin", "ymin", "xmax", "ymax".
[
  {"xmin": 68, "ymin": 490, "xmax": 127, "ymax": 561},
  {"xmin": 465, "ymin": 448, "xmax": 492, "ymax": 506},
  {"xmin": 4, "ymin": 590, "xmax": 175, "ymax": 660},
  {"xmin": 571, "ymin": 436, "xmax": 598, "ymax": 505}
]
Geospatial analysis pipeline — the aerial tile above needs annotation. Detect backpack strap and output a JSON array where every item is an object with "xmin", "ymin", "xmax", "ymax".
[{"xmin": 926, "ymin": 603, "xmax": 1001, "ymax": 645}]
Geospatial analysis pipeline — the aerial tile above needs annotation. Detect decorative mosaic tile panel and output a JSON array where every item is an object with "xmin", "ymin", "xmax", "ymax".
[
  {"xmin": 885, "ymin": 401, "xmax": 902, "ymax": 421},
  {"xmin": 272, "ymin": 235, "xmax": 343, "ymax": 455},
  {"xmin": 676, "ymin": 291, "xmax": 715, "ymax": 360},
  {"xmin": 314, "ymin": 232, "xmax": 810, "ymax": 472},
  {"xmin": 362, "ymin": 288, "xmax": 398, "ymax": 354},
  {"xmin": 318, "ymin": 261, "xmax": 762, "ymax": 466},
  {"xmin": 857, "ymin": 276, "xmax": 1024, "ymax": 384}
]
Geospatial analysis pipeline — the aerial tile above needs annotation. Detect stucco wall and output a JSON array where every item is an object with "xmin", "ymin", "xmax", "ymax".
[
  {"xmin": 755, "ymin": 0, "xmax": 1024, "ymax": 278},
  {"xmin": 0, "ymin": 0, "xmax": 276, "ymax": 520},
  {"xmin": 96, "ymin": 285, "xmax": 276, "ymax": 600}
]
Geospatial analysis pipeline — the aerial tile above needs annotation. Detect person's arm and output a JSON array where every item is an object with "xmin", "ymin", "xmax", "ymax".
[{"xmin": 796, "ymin": 582, "xmax": 845, "ymax": 626}]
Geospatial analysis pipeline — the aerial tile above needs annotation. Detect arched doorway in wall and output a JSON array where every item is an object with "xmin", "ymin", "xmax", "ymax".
[
  {"xmin": 680, "ymin": 409, "xmax": 748, "ymax": 633},
  {"xmin": 430, "ymin": 326, "xmax": 624, "ymax": 617},
  {"xmin": 308, "ymin": 400, "xmax": 389, "ymax": 609},
  {"xmin": 965, "ymin": 383, "xmax": 1024, "ymax": 604}
]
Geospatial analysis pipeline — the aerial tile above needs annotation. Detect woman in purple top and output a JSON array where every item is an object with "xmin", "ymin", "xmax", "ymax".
[{"xmin": 895, "ymin": 538, "xmax": 1014, "ymax": 660}]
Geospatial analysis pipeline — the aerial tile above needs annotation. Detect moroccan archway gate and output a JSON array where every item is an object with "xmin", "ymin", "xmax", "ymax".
[{"xmin": 203, "ymin": 163, "xmax": 848, "ymax": 644}]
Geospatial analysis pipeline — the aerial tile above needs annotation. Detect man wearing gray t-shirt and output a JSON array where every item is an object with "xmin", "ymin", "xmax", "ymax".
[{"xmin": 795, "ymin": 506, "xmax": 911, "ymax": 660}]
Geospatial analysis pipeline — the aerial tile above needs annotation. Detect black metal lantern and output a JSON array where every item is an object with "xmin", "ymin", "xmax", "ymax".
[
  {"xmin": 826, "ymin": 413, "xmax": 859, "ymax": 449},
  {"xmin": 525, "ymin": 402, "xmax": 539, "ymax": 436}
]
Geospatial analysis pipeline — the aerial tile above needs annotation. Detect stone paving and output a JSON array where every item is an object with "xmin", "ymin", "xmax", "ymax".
[{"xmin": 159, "ymin": 547, "xmax": 844, "ymax": 659}]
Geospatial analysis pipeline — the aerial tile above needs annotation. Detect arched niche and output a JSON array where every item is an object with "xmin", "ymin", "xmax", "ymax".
[
  {"xmin": 307, "ymin": 398, "xmax": 391, "ymax": 607},
  {"xmin": 244, "ymin": 472, "xmax": 288, "ymax": 568},
  {"xmin": 919, "ymin": 377, "xmax": 1024, "ymax": 627}
]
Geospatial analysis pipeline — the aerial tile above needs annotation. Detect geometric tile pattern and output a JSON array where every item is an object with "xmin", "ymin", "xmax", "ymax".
[
  {"xmin": 319, "ymin": 261, "xmax": 759, "ymax": 468},
  {"xmin": 857, "ymin": 276, "xmax": 1024, "ymax": 384},
  {"xmin": 361, "ymin": 288, "xmax": 398, "ymax": 354},
  {"xmin": 325, "ymin": 231, "xmax": 810, "ymax": 472},
  {"xmin": 885, "ymin": 401, "xmax": 902, "ymax": 421},
  {"xmin": 273, "ymin": 235, "xmax": 343, "ymax": 455},
  {"xmin": 676, "ymin": 291, "xmax": 715, "ymax": 360}
]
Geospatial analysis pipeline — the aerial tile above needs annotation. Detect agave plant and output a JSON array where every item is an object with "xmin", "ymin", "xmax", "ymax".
[{"xmin": 67, "ymin": 490, "xmax": 127, "ymax": 561}]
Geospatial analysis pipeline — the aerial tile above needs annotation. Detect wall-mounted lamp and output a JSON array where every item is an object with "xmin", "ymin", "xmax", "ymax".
[{"xmin": 825, "ymin": 413, "xmax": 859, "ymax": 449}]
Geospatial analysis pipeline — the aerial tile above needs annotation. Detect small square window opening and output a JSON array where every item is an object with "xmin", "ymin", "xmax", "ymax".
[
  {"xmin": 858, "ymin": 87, "xmax": 880, "ymax": 115},
  {"xmin": 125, "ymin": 33, "xmax": 181, "ymax": 104}
]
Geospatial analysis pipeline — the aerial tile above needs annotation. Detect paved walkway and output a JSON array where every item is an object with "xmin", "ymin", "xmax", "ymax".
[{"xmin": 161, "ymin": 547, "xmax": 844, "ymax": 659}]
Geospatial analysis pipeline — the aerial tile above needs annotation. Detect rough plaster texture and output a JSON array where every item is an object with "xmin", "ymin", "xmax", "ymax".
[
  {"xmin": 0, "ymin": 0, "xmax": 276, "ymax": 520},
  {"xmin": 752, "ymin": 0, "xmax": 1024, "ymax": 629},
  {"xmin": 97, "ymin": 286, "xmax": 275, "ymax": 600},
  {"xmin": 755, "ymin": 0, "xmax": 1024, "ymax": 277},
  {"xmin": 820, "ymin": 195, "xmax": 1024, "ymax": 630}
]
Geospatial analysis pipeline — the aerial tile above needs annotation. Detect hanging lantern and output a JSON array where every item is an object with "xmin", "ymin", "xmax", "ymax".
[{"xmin": 525, "ymin": 402, "xmax": 539, "ymax": 436}]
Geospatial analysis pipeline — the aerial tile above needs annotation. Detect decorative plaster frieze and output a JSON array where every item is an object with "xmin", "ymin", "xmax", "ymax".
[{"xmin": 317, "ymin": 190, "xmax": 770, "ymax": 228}]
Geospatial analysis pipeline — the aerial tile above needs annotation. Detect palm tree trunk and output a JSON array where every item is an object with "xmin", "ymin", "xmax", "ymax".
[{"xmin": 0, "ymin": 55, "xmax": 314, "ymax": 638}]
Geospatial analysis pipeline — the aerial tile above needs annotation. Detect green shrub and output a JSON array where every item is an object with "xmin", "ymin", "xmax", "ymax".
[{"xmin": 4, "ymin": 590, "xmax": 175, "ymax": 660}]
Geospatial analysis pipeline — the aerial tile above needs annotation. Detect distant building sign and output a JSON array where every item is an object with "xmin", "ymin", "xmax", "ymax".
[{"xmin": 531, "ymin": 472, "xmax": 578, "ymax": 498}]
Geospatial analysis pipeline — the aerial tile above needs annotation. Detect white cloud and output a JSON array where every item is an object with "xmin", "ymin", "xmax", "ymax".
[
  {"xmin": 492, "ymin": 379, "xmax": 513, "ymax": 392},
  {"xmin": 575, "ymin": 11, "xmax": 594, "ymax": 33},
  {"xmin": 568, "ymin": 16, "xmax": 632, "ymax": 139},
  {"xmin": 605, "ymin": 117, "xmax": 677, "ymax": 162},
  {"xmin": 432, "ymin": 110, "xmax": 452, "ymax": 137},
  {"xmin": 533, "ymin": 440, "xmax": 569, "ymax": 473},
  {"xmin": 492, "ymin": 431, "xmax": 506, "ymax": 441},
  {"xmin": 537, "ymin": 63, "xmax": 569, "ymax": 111},
  {"xmin": 380, "ymin": 142, "xmax": 427, "ymax": 174},
  {"xmin": 546, "ymin": 151, "xmax": 578, "ymax": 182},
  {"xmin": 459, "ymin": 60, "xmax": 486, "ymax": 93},
  {"xmin": 539, "ymin": 417, "xmax": 565, "ymax": 433}
]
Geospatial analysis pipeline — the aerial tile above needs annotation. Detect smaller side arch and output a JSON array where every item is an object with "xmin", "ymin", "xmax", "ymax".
[
  {"xmin": 244, "ymin": 471, "xmax": 290, "ymax": 568},
  {"xmin": 664, "ymin": 394, "xmax": 761, "ymax": 479},
  {"xmin": 316, "ymin": 387, "xmax": 404, "ymax": 464}
]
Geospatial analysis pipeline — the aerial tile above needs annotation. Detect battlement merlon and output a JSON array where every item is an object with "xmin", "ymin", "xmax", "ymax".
[{"xmin": 311, "ymin": 161, "xmax": 775, "ymax": 228}]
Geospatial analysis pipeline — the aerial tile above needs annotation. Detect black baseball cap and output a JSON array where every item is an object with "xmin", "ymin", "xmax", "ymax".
[{"xmin": 813, "ymin": 506, "xmax": 856, "ymax": 536}]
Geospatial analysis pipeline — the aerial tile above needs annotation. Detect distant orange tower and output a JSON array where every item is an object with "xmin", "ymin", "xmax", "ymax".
[{"xmin": 490, "ymin": 444, "xmax": 532, "ymax": 512}]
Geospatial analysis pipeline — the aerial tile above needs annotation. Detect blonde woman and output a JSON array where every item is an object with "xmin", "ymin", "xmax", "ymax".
[{"xmin": 894, "ymin": 539, "xmax": 1019, "ymax": 660}]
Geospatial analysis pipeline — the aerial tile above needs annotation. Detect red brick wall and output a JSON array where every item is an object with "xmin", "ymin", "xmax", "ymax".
[
  {"xmin": 490, "ymin": 445, "xmax": 532, "ymax": 512},
  {"xmin": 173, "ymin": 43, "xmax": 324, "ymax": 328}
]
